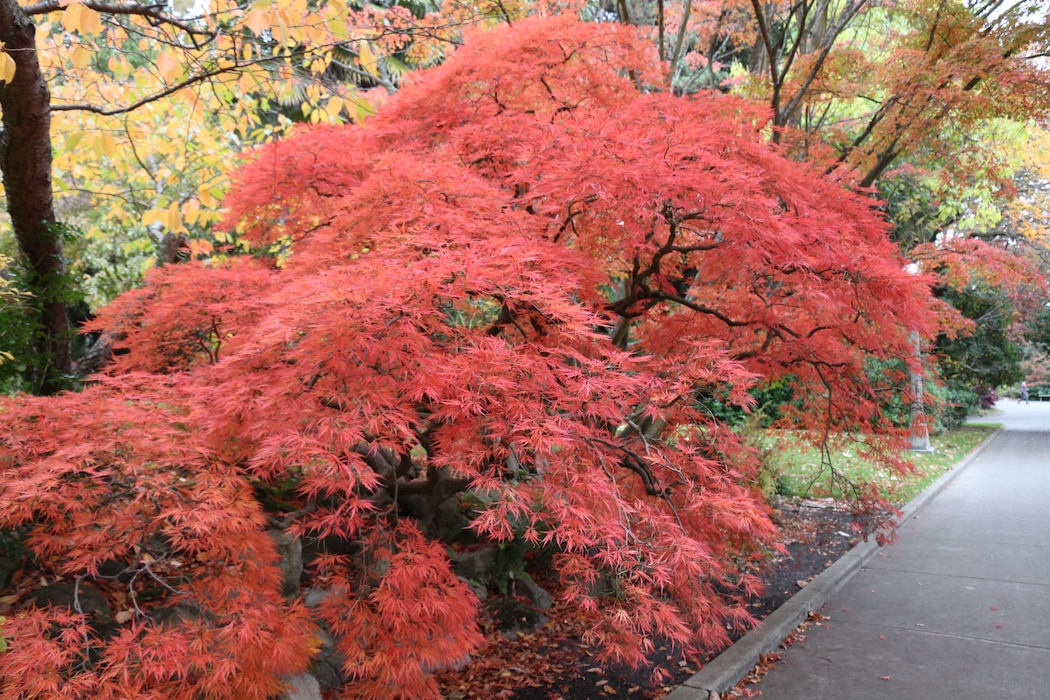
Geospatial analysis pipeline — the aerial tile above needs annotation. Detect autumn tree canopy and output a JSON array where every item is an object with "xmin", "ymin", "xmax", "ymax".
[
  {"xmin": 0, "ymin": 15, "xmax": 949, "ymax": 699},
  {"xmin": 0, "ymin": 0, "xmax": 498, "ymax": 392}
]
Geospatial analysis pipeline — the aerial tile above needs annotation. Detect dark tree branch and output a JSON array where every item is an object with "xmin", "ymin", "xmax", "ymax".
[{"xmin": 24, "ymin": 0, "xmax": 213, "ymax": 43}]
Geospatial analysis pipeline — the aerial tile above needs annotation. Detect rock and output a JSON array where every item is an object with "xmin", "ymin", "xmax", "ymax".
[
  {"xmin": 0, "ymin": 530, "xmax": 24, "ymax": 590},
  {"xmin": 302, "ymin": 587, "xmax": 330, "ymax": 609},
  {"xmin": 297, "ymin": 590, "xmax": 349, "ymax": 689},
  {"xmin": 513, "ymin": 576, "xmax": 553, "ymax": 610},
  {"xmin": 149, "ymin": 603, "xmax": 199, "ymax": 627},
  {"xmin": 487, "ymin": 597, "xmax": 547, "ymax": 641},
  {"xmin": 451, "ymin": 546, "xmax": 498, "ymax": 583},
  {"xmin": 435, "ymin": 495, "xmax": 482, "ymax": 544},
  {"xmin": 0, "ymin": 554, "xmax": 20, "ymax": 591},
  {"xmin": 268, "ymin": 530, "xmax": 303, "ymax": 599},
  {"xmin": 96, "ymin": 559, "xmax": 132, "ymax": 581},
  {"xmin": 31, "ymin": 582, "xmax": 107, "ymax": 617},
  {"xmin": 458, "ymin": 575, "xmax": 488, "ymax": 602},
  {"xmin": 280, "ymin": 673, "xmax": 323, "ymax": 700},
  {"xmin": 309, "ymin": 628, "xmax": 349, "ymax": 690}
]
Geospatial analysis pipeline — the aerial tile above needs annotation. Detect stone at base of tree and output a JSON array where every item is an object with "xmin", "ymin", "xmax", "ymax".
[
  {"xmin": 512, "ymin": 575, "xmax": 553, "ymax": 610},
  {"xmin": 308, "ymin": 628, "xmax": 350, "ymax": 690},
  {"xmin": 451, "ymin": 545, "xmax": 498, "ymax": 583},
  {"xmin": 300, "ymin": 590, "xmax": 351, "ymax": 690},
  {"xmin": 30, "ymin": 582, "xmax": 107, "ymax": 617},
  {"xmin": 487, "ymin": 597, "xmax": 548, "ymax": 641},
  {"xmin": 74, "ymin": 331, "xmax": 120, "ymax": 378},
  {"xmin": 458, "ymin": 575, "xmax": 488, "ymax": 602},
  {"xmin": 280, "ymin": 673, "xmax": 323, "ymax": 700},
  {"xmin": 0, "ymin": 555, "xmax": 20, "ymax": 591},
  {"xmin": 268, "ymin": 530, "xmax": 303, "ymax": 598},
  {"xmin": 435, "ymin": 494, "xmax": 482, "ymax": 544},
  {"xmin": 96, "ymin": 558, "xmax": 132, "ymax": 581}
]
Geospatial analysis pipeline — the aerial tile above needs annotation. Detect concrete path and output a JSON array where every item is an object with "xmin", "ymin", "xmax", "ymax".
[{"xmin": 738, "ymin": 400, "xmax": 1050, "ymax": 699}]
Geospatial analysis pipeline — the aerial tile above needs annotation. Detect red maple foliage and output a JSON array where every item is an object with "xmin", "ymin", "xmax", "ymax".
[{"xmin": 0, "ymin": 15, "xmax": 946, "ymax": 699}]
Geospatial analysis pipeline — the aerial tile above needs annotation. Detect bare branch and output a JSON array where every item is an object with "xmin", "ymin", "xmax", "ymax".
[
  {"xmin": 24, "ymin": 0, "xmax": 213, "ymax": 43},
  {"xmin": 50, "ymin": 48, "xmax": 311, "ymax": 115}
]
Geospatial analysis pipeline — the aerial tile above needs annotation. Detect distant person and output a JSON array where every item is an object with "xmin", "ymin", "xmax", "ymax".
[{"xmin": 1020, "ymin": 381, "xmax": 1029, "ymax": 404}]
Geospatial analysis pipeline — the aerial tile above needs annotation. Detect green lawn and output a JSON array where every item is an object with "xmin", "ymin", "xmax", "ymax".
[{"xmin": 763, "ymin": 424, "xmax": 1000, "ymax": 505}]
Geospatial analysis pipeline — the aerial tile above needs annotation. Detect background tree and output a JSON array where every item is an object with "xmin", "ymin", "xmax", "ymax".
[
  {"xmin": 0, "ymin": 17, "xmax": 946, "ymax": 697},
  {"xmin": 0, "ymin": 0, "xmax": 502, "ymax": 393}
]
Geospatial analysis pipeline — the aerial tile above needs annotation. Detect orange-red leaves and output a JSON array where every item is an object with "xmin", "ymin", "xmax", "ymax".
[{"xmin": 0, "ymin": 14, "xmax": 950, "ymax": 698}]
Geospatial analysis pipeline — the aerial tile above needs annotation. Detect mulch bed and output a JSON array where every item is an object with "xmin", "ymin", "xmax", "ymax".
[{"xmin": 437, "ymin": 497, "xmax": 858, "ymax": 700}]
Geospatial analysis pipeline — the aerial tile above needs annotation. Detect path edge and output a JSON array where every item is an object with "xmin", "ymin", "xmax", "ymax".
[{"xmin": 663, "ymin": 425, "xmax": 1004, "ymax": 700}]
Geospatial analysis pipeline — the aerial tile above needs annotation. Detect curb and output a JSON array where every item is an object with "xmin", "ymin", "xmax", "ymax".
[{"xmin": 663, "ymin": 425, "xmax": 1004, "ymax": 700}]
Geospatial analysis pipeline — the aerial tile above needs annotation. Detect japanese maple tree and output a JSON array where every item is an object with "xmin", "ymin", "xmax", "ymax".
[{"xmin": 0, "ymin": 15, "xmax": 945, "ymax": 699}]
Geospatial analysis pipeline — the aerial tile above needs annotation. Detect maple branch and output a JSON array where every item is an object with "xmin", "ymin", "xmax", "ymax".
[
  {"xmin": 748, "ymin": 0, "xmax": 781, "ymax": 121},
  {"xmin": 774, "ymin": 0, "xmax": 811, "ymax": 93},
  {"xmin": 778, "ymin": 0, "xmax": 872, "ymax": 129},
  {"xmin": 646, "ymin": 292, "xmax": 747, "ymax": 327},
  {"xmin": 668, "ymin": 0, "xmax": 693, "ymax": 83},
  {"xmin": 484, "ymin": 299, "xmax": 517, "ymax": 337},
  {"xmin": 609, "ymin": 203, "xmax": 702, "ymax": 327},
  {"xmin": 268, "ymin": 503, "xmax": 318, "ymax": 530},
  {"xmin": 922, "ymin": 0, "xmax": 946, "ymax": 54},
  {"xmin": 830, "ymin": 94, "xmax": 900, "ymax": 172},
  {"xmin": 589, "ymin": 436, "xmax": 661, "ymax": 496}
]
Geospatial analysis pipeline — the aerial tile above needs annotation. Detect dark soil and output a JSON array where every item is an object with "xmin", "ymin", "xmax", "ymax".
[{"xmin": 437, "ymin": 497, "xmax": 858, "ymax": 700}]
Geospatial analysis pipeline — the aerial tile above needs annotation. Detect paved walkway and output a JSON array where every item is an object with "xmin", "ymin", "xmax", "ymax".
[{"xmin": 738, "ymin": 401, "xmax": 1050, "ymax": 699}]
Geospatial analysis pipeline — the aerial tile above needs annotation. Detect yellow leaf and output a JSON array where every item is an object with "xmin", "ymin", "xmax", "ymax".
[
  {"xmin": 352, "ymin": 96, "xmax": 374, "ymax": 124},
  {"xmin": 78, "ymin": 4, "xmax": 102, "ymax": 33},
  {"xmin": 142, "ymin": 209, "xmax": 163, "ymax": 227},
  {"xmin": 244, "ymin": 7, "xmax": 271, "ymax": 35},
  {"xmin": 323, "ymin": 0, "xmax": 348, "ymax": 40},
  {"xmin": 62, "ymin": 3, "xmax": 102, "ymax": 34},
  {"xmin": 155, "ymin": 51, "xmax": 181, "ymax": 82},
  {"xmin": 0, "ymin": 50, "xmax": 15, "ymax": 85},
  {"xmin": 99, "ymin": 132, "xmax": 117, "ymax": 157},
  {"xmin": 198, "ymin": 184, "xmax": 221, "ymax": 208},
  {"xmin": 324, "ymin": 97, "xmax": 343, "ymax": 120},
  {"xmin": 166, "ymin": 207, "xmax": 184, "ymax": 233},
  {"xmin": 60, "ymin": 0, "xmax": 80, "ymax": 27},
  {"xmin": 358, "ymin": 42, "xmax": 379, "ymax": 78},
  {"xmin": 71, "ymin": 44, "xmax": 91, "ymax": 69},
  {"xmin": 64, "ymin": 131, "xmax": 84, "ymax": 151}
]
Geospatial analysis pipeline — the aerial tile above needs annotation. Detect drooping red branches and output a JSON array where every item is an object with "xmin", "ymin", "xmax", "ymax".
[{"xmin": 0, "ymin": 15, "xmax": 945, "ymax": 699}]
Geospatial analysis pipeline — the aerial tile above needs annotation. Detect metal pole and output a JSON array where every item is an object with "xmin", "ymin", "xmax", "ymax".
[{"xmin": 909, "ymin": 330, "xmax": 933, "ymax": 452}]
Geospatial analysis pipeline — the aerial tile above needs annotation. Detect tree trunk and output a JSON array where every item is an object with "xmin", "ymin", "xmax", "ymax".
[{"xmin": 0, "ymin": 0, "xmax": 70, "ymax": 394}]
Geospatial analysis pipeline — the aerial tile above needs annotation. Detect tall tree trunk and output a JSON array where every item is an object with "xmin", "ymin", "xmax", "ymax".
[{"xmin": 0, "ymin": 0, "xmax": 70, "ymax": 394}]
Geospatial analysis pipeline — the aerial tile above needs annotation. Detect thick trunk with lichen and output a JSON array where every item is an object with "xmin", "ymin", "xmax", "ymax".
[{"xmin": 0, "ymin": 0, "xmax": 69, "ymax": 393}]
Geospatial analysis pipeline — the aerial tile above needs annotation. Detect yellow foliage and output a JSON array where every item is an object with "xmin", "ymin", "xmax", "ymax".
[
  {"xmin": 61, "ymin": 3, "xmax": 103, "ymax": 35},
  {"xmin": 0, "ymin": 0, "xmax": 485, "ymax": 307},
  {"xmin": 0, "ymin": 47, "xmax": 14, "ymax": 84}
]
